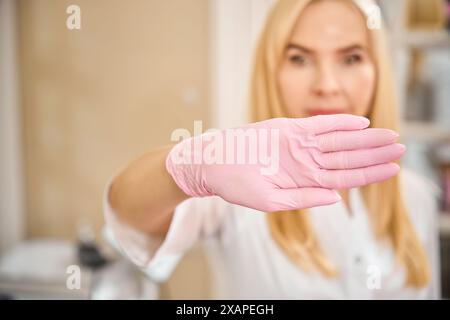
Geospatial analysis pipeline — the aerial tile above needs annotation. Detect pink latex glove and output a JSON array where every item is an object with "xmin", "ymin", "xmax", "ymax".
[{"xmin": 166, "ymin": 115, "xmax": 405, "ymax": 212}]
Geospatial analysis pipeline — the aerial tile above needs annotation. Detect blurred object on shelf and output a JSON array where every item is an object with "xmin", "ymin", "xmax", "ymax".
[
  {"xmin": 76, "ymin": 221, "xmax": 159, "ymax": 299},
  {"xmin": 405, "ymin": 49, "xmax": 450, "ymax": 129},
  {"xmin": 76, "ymin": 220, "xmax": 109, "ymax": 270},
  {"xmin": 402, "ymin": 0, "xmax": 450, "ymax": 132},
  {"xmin": 405, "ymin": 0, "xmax": 447, "ymax": 31},
  {"xmin": 405, "ymin": 0, "xmax": 447, "ymax": 91},
  {"xmin": 440, "ymin": 214, "xmax": 450, "ymax": 233},
  {"xmin": 404, "ymin": 78, "xmax": 433, "ymax": 122},
  {"xmin": 440, "ymin": 228, "xmax": 450, "ymax": 299},
  {"xmin": 446, "ymin": 0, "xmax": 450, "ymax": 30},
  {"xmin": 432, "ymin": 142, "xmax": 450, "ymax": 213},
  {"xmin": 420, "ymin": 47, "xmax": 450, "ymax": 130}
]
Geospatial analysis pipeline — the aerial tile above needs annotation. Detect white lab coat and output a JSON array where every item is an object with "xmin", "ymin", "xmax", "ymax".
[{"xmin": 103, "ymin": 168, "xmax": 441, "ymax": 299}]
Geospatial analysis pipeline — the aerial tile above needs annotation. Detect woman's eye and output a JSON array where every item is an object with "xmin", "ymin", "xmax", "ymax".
[
  {"xmin": 289, "ymin": 55, "xmax": 308, "ymax": 66},
  {"xmin": 344, "ymin": 54, "xmax": 362, "ymax": 65}
]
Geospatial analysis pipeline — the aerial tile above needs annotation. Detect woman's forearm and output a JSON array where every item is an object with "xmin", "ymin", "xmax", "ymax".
[{"xmin": 108, "ymin": 145, "xmax": 189, "ymax": 237}]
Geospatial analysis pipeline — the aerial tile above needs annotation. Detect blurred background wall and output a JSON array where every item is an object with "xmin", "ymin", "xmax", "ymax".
[
  {"xmin": 18, "ymin": 0, "xmax": 211, "ymax": 239},
  {"xmin": 14, "ymin": 0, "xmax": 213, "ymax": 299}
]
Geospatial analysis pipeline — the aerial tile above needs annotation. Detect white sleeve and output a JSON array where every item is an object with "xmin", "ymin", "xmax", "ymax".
[{"xmin": 102, "ymin": 177, "xmax": 229, "ymax": 283}]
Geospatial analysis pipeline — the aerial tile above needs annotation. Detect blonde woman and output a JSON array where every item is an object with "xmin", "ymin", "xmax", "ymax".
[{"xmin": 104, "ymin": 0, "xmax": 440, "ymax": 299}]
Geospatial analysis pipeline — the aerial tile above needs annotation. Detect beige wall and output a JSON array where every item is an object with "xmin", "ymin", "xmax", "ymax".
[
  {"xmin": 18, "ymin": 0, "xmax": 212, "ymax": 299},
  {"xmin": 18, "ymin": 0, "xmax": 211, "ymax": 239}
]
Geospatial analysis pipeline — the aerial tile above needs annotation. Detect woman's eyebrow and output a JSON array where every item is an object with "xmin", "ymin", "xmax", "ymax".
[
  {"xmin": 337, "ymin": 44, "xmax": 367, "ymax": 53},
  {"xmin": 286, "ymin": 43, "xmax": 312, "ymax": 53},
  {"xmin": 286, "ymin": 43, "xmax": 367, "ymax": 53}
]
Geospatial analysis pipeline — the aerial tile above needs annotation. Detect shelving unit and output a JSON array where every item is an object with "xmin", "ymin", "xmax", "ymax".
[{"xmin": 382, "ymin": 0, "xmax": 450, "ymax": 240}]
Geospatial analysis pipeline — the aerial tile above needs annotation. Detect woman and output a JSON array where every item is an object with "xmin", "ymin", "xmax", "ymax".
[{"xmin": 104, "ymin": 0, "xmax": 440, "ymax": 299}]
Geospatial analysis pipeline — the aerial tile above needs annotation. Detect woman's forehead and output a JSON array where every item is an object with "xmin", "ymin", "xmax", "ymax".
[{"xmin": 288, "ymin": 0, "xmax": 370, "ymax": 51}]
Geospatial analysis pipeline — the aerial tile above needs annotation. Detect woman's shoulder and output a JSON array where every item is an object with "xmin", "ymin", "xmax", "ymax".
[
  {"xmin": 399, "ymin": 168, "xmax": 441, "ymax": 240},
  {"xmin": 400, "ymin": 168, "xmax": 441, "ymax": 203}
]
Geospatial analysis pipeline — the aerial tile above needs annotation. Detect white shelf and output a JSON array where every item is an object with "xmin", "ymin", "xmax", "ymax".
[
  {"xmin": 400, "ymin": 31, "xmax": 450, "ymax": 49},
  {"xmin": 400, "ymin": 121, "xmax": 450, "ymax": 142},
  {"xmin": 439, "ymin": 213, "xmax": 450, "ymax": 236}
]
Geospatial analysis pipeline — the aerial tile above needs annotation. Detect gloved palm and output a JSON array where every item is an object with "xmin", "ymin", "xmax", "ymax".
[{"xmin": 166, "ymin": 114, "xmax": 405, "ymax": 212}]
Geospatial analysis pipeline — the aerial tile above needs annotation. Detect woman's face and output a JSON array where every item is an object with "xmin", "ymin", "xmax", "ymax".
[{"xmin": 278, "ymin": 0, "xmax": 376, "ymax": 118}]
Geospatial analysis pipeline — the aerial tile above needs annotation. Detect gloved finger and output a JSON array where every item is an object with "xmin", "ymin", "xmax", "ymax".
[
  {"xmin": 262, "ymin": 188, "xmax": 342, "ymax": 211},
  {"xmin": 315, "ymin": 128, "xmax": 399, "ymax": 152},
  {"xmin": 312, "ymin": 143, "xmax": 406, "ymax": 170},
  {"xmin": 295, "ymin": 114, "xmax": 370, "ymax": 135},
  {"xmin": 316, "ymin": 162, "xmax": 400, "ymax": 189}
]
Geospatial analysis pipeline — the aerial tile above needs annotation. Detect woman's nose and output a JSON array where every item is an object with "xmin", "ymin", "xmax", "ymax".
[{"xmin": 311, "ymin": 65, "xmax": 341, "ymax": 96}]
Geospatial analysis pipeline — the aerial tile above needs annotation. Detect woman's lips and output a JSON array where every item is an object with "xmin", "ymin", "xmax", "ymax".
[{"xmin": 308, "ymin": 109, "xmax": 347, "ymax": 116}]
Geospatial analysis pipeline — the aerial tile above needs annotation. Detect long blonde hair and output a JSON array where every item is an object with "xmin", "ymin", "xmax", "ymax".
[{"xmin": 249, "ymin": 0, "xmax": 430, "ymax": 287}]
